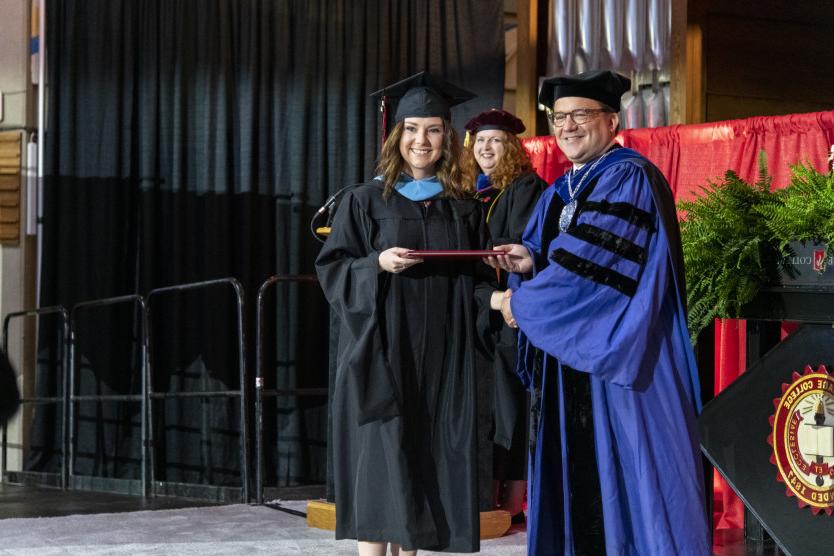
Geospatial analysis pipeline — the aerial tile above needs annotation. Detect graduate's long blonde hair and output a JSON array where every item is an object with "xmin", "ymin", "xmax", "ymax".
[{"xmin": 376, "ymin": 120, "xmax": 472, "ymax": 199}]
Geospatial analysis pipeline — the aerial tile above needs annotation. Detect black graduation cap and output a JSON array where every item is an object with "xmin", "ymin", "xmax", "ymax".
[
  {"xmin": 370, "ymin": 71, "xmax": 476, "ymax": 139},
  {"xmin": 538, "ymin": 70, "xmax": 630, "ymax": 111},
  {"xmin": 464, "ymin": 108, "xmax": 526, "ymax": 136}
]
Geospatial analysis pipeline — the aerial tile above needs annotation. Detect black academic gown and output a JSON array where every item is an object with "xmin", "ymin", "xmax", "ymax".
[
  {"xmin": 476, "ymin": 171, "xmax": 546, "ymax": 475},
  {"xmin": 0, "ymin": 348, "xmax": 19, "ymax": 426},
  {"xmin": 315, "ymin": 181, "xmax": 494, "ymax": 553}
]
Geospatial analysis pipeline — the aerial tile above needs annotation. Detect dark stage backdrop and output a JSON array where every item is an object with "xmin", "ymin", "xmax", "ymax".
[{"xmin": 31, "ymin": 0, "xmax": 504, "ymax": 490}]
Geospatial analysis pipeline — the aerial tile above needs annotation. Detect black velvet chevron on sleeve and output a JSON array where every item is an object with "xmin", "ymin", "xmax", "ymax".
[
  {"xmin": 549, "ymin": 248, "xmax": 638, "ymax": 297},
  {"xmin": 580, "ymin": 200, "xmax": 655, "ymax": 232},
  {"xmin": 567, "ymin": 223, "xmax": 646, "ymax": 264}
]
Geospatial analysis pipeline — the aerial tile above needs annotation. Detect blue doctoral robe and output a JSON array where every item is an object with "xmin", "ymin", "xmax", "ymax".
[{"xmin": 510, "ymin": 147, "xmax": 710, "ymax": 555}]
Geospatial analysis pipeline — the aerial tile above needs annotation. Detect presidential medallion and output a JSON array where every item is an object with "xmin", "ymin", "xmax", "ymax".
[{"xmin": 559, "ymin": 200, "xmax": 577, "ymax": 232}]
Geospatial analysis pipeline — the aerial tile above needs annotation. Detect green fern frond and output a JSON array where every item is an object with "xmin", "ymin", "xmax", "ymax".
[
  {"xmin": 679, "ymin": 159, "xmax": 783, "ymax": 342},
  {"xmin": 681, "ymin": 156, "xmax": 834, "ymax": 344}
]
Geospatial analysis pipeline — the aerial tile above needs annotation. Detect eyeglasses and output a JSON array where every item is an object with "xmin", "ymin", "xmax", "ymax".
[{"xmin": 547, "ymin": 108, "xmax": 612, "ymax": 127}]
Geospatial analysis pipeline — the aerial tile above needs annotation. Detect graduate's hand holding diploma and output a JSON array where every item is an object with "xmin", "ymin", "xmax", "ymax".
[
  {"xmin": 379, "ymin": 247, "xmax": 423, "ymax": 274},
  {"xmin": 483, "ymin": 244, "xmax": 532, "ymax": 274}
]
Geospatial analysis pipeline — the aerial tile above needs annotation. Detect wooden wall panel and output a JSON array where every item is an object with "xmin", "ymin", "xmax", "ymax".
[
  {"xmin": 699, "ymin": 2, "xmax": 834, "ymax": 123},
  {"xmin": 706, "ymin": 95, "xmax": 833, "ymax": 123},
  {"xmin": 669, "ymin": 0, "xmax": 696, "ymax": 125},
  {"xmin": 0, "ymin": 131, "xmax": 21, "ymax": 245},
  {"xmin": 515, "ymin": 0, "xmax": 538, "ymax": 136}
]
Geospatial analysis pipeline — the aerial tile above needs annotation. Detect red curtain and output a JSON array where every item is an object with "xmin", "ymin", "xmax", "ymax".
[{"xmin": 522, "ymin": 110, "xmax": 834, "ymax": 532}]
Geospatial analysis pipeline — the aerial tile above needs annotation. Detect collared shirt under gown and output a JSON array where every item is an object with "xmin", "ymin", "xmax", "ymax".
[
  {"xmin": 510, "ymin": 148, "xmax": 711, "ymax": 555},
  {"xmin": 315, "ymin": 181, "xmax": 494, "ymax": 553}
]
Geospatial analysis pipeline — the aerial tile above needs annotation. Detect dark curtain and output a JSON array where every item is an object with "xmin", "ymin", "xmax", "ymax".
[{"xmin": 31, "ymin": 0, "xmax": 504, "ymax": 490}]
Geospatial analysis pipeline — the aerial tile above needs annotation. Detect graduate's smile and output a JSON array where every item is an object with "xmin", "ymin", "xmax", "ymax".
[{"xmin": 400, "ymin": 117, "xmax": 444, "ymax": 179}]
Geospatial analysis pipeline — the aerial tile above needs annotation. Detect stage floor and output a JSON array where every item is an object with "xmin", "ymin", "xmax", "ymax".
[
  {"xmin": 0, "ymin": 485, "xmax": 525, "ymax": 555},
  {"xmin": 713, "ymin": 529, "xmax": 784, "ymax": 556},
  {"xmin": 0, "ymin": 483, "xmax": 219, "ymax": 519},
  {"xmin": 0, "ymin": 485, "xmax": 783, "ymax": 555}
]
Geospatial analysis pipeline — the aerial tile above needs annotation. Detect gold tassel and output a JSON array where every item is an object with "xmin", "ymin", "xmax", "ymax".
[{"xmin": 464, "ymin": 130, "xmax": 471, "ymax": 148}]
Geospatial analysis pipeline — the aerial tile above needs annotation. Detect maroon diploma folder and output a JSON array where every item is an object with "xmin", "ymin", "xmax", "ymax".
[{"xmin": 405, "ymin": 250, "xmax": 506, "ymax": 259}]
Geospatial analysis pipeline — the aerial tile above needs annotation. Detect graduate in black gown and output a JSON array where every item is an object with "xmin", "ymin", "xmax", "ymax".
[
  {"xmin": 461, "ymin": 109, "xmax": 546, "ymax": 521},
  {"xmin": 315, "ymin": 72, "xmax": 495, "ymax": 555}
]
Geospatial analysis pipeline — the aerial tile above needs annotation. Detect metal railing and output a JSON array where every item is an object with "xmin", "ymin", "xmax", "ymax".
[
  {"xmin": 2, "ymin": 306, "xmax": 70, "ymax": 488},
  {"xmin": 68, "ymin": 295, "xmax": 148, "ymax": 495},
  {"xmin": 1, "ymin": 274, "xmax": 327, "ymax": 503},
  {"xmin": 254, "ymin": 274, "xmax": 326, "ymax": 504},
  {"xmin": 146, "ymin": 278, "xmax": 249, "ymax": 502}
]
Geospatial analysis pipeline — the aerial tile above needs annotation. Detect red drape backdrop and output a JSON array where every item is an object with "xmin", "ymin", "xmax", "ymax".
[{"xmin": 521, "ymin": 110, "xmax": 834, "ymax": 532}]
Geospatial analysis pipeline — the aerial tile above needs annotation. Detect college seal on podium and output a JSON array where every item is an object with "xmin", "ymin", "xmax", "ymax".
[{"xmin": 769, "ymin": 364, "xmax": 834, "ymax": 515}]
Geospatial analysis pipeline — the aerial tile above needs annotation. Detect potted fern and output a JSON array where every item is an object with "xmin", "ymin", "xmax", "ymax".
[
  {"xmin": 678, "ymin": 154, "xmax": 834, "ymax": 340},
  {"xmin": 758, "ymin": 163, "xmax": 834, "ymax": 281},
  {"xmin": 678, "ymin": 157, "xmax": 786, "ymax": 340}
]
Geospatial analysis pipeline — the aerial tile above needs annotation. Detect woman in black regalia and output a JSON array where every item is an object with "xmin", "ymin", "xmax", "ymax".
[
  {"xmin": 315, "ymin": 72, "xmax": 495, "ymax": 555},
  {"xmin": 461, "ymin": 109, "xmax": 547, "ymax": 522}
]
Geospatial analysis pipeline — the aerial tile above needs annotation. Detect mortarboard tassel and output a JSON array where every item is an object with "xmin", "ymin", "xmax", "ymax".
[
  {"xmin": 380, "ymin": 96, "xmax": 388, "ymax": 148},
  {"xmin": 463, "ymin": 130, "xmax": 471, "ymax": 148}
]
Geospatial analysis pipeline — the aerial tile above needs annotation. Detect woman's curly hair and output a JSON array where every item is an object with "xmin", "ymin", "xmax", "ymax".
[
  {"xmin": 376, "ymin": 120, "xmax": 472, "ymax": 199},
  {"xmin": 461, "ymin": 131, "xmax": 533, "ymax": 190}
]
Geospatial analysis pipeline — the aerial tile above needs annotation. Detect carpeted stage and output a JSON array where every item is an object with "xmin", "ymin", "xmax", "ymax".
[
  {"xmin": 0, "ymin": 485, "xmax": 526, "ymax": 555},
  {"xmin": 0, "ymin": 485, "xmax": 783, "ymax": 555}
]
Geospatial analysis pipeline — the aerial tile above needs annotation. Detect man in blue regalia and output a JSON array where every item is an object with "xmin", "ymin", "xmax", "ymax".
[{"xmin": 485, "ymin": 70, "xmax": 710, "ymax": 555}]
